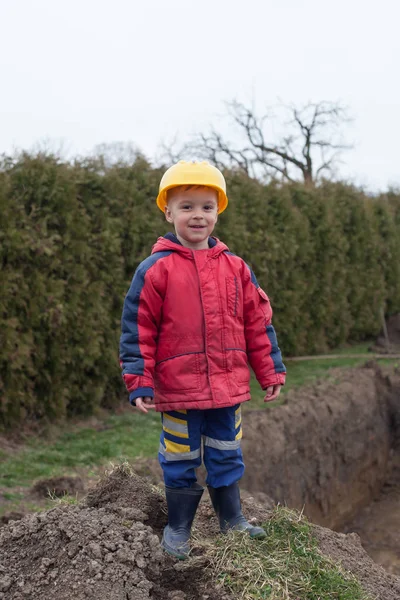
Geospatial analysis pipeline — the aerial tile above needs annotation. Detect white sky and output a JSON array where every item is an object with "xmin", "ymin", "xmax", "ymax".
[{"xmin": 1, "ymin": 0, "xmax": 399, "ymax": 190}]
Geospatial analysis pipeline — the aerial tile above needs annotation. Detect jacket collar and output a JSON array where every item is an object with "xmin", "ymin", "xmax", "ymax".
[
  {"xmin": 164, "ymin": 232, "xmax": 218, "ymax": 248},
  {"xmin": 151, "ymin": 232, "xmax": 228, "ymax": 257}
]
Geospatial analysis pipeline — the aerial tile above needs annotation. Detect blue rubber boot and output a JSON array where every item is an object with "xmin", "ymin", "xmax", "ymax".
[
  {"xmin": 161, "ymin": 483, "xmax": 204, "ymax": 560},
  {"xmin": 208, "ymin": 482, "xmax": 266, "ymax": 539}
]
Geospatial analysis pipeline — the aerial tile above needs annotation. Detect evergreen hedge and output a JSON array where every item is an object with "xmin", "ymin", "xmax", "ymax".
[{"xmin": 1, "ymin": 153, "xmax": 399, "ymax": 427}]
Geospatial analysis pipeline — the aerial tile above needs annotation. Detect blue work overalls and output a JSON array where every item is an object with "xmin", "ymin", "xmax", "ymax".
[{"xmin": 158, "ymin": 405, "xmax": 244, "ymax": 488}]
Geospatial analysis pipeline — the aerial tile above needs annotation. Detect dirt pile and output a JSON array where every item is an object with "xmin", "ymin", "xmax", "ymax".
[
  {"xmin": 314, "ymin": 524, "xmax": 400, "ymax": 600},
  {"xmin": 84, "ymin": 466, "xmax": 166, "ymax": 532},
  {"xmin": 1, "ymin": 463, "xmax": 400, "ymax": 600},
  {"xmin": 0, "ymin": 502, "xmax": 162, "ymax": 599},
  {"xmin": 0, "ymin": 465, "xmax": 229, "ymax": 600}
]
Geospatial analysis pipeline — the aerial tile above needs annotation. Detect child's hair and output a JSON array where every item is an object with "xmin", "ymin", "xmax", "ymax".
[{"xmin": 166, "ymin": 185, "xmax": 218, "ymax": 201}]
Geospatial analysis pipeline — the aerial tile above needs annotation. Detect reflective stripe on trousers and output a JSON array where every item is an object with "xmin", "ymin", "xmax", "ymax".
[{"xmin": 158, "ymin": 404, "xmax": 244, "ymax": 488}]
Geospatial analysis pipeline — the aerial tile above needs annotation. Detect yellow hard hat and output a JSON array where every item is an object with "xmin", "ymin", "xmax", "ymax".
[{"xmin": 156, "ymin": 160, "xmax": 228, "ymax": 214}]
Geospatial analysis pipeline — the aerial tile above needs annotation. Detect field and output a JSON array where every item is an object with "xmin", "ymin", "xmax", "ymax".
[{"xmin": 0, "ymin": 343, "xmax": 398, "ymax": 520}]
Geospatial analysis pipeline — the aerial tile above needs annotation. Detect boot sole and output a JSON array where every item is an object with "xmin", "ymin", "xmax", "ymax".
[
  {"xmin": 250, "ymin": 530, "xmax": 267, "ymax": 539},
  {"xmin": 161, "ymin": 533, "xmax": 189, "ymax": 561},
  {"xmin": 221, "ymin": 525, "xmax": 267, "ymax": 539}
]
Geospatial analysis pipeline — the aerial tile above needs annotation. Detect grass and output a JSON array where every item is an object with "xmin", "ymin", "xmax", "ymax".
[
  {"xmin": 0, "ymin": 411, "xmax": 160, "ymax": 490},
  {"xmin": 317, "ymin": 342, "xmax": 371, "ymax": 355},
  {"xmin": 0, "ymin": 344, "xmax": 398, "ymax": 516},
  {"xmin": 205, "ymin": 506, "xmax": 371, "ymax": 600},
  {"xmin": 47, "ymin": 490, "xmax": 80, "ymax": 505}
]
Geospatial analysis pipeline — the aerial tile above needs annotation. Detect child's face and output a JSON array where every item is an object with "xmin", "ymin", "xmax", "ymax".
[{"xmin": 165, "ymin": 187, "xmax": 218, "ymax": 250}]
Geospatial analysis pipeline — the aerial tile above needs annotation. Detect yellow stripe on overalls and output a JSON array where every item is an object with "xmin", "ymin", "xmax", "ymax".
[
  {"xmin": 163, "ymin": 426, "xmax": 188, "ymax": 439},
  {"xmin": 235, "ymin": 406, "xmax": 242, "ymax": 429},
  {"xmin": 162, "ymin": 413, "xmax": 189, "ymax": 439},
  {"xmin": 164, "ymin": 414, "xmax": 187, "ymax": 426},
  {"xmin": 164, "ymin": 439, "xmax": 191, "ymax": 454},
  {"xmin": 235, "ymin": 407, "xmax": 242, "ymax": 440}
]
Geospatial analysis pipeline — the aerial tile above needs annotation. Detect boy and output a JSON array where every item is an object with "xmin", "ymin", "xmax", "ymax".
[{"xmin": 120, "ymin": 160, "xmax": 286, "ymax": 559}]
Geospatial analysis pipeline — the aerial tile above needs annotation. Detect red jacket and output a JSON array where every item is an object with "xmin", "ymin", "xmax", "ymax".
[{"xmin": 120, "ymin": 233, "xmax": 286, "ymax": 411}]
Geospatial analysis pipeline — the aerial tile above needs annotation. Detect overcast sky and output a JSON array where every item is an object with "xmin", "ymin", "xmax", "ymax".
[{"xmin": 1, "ymin": 0, "xmax": 399, "ymax": 190}]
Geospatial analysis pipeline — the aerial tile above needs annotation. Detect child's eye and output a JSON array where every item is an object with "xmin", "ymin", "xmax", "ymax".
[
  {"xmin": 204, "ymin": 205, "xmax": 213, "ymax": 210},
  {"xmin": 182, "ymin": 205, "xmax": 191, "ymax": 210}
]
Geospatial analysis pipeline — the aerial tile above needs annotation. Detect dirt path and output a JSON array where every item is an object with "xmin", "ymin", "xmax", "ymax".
[{"xmin": 287, "ymin": 353, "xmax": 400, "ymax": 361}]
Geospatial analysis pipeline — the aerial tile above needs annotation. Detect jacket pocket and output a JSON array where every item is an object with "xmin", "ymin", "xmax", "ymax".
[
  {"xmin": 226, "ymin": 276, "xmax": 242, "ymax": 318},
  {"xmin": 155, "ymin": 352, "xmax": 201, "ymax": 392},
  {"xmin": 257, "ymin": 287, "xmax": 272, "ymax": 321}
]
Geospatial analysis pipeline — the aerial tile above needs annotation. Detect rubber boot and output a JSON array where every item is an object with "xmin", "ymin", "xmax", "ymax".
[
  {"xmin": 208, "ymin": 482, "xmax": 266, "ymax": 539},
  {"xmin": 161, "ymin": 483, "xmax": 204, "ymax": 560}
]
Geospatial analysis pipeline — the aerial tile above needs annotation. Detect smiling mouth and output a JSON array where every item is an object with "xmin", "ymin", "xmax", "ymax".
[{"xmin": 189, "ymin": 225, "xmax": 206, "ymax": 229}]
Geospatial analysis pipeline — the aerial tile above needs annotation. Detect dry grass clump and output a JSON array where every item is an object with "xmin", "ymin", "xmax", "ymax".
[
  {"xmin": 202, "ymin": 506, "xmax": 371, "ymax": 600},
  {"xmin": 104, "ymin": 459, "xmax": 134, "ymax": 477}
]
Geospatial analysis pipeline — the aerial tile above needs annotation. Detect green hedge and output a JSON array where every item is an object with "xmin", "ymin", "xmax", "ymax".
[{"xmin": 1, "ymin": 153, "xmax": 399, "ymax": 427}]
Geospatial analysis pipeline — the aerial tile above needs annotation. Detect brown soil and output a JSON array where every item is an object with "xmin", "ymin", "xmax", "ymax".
[
  {"xmin": 1, "ymin": 465, "xmax": 400, "ymax": 600},
  {"xmin": 31, "ymin": 475, "xmax": 85, "ymax": 499},
  {"xmin": 0, "ymin": 465, "xmax": 230, "ymax": 600},
  {"xmin": 288, "ymin": 353, "xmax": 400, "ymax": 360},
  {"xmin": 239, "ymin": 362, "xmax": 400, "ymax": 579},
  {"xmin": 84, "ymin": 466, "xmax": 167, "ymax": 534},
  {"xmin": 1, "ymin": 363, "xmax": 400, "ymax": 598},
  {"xmin": 241, "ymin": 363, "xmax": 400, "ymax": 530},
  {"xmin": 314, "ymin": 524, "xmax": 400, "ymax": 600},
  {"xmin": 0, "ymin": 511, "xmax": 25, "ymax": 526},
  {"xmin": 343, "ymin": 454, "xmax": 400, "ymax": 575}
]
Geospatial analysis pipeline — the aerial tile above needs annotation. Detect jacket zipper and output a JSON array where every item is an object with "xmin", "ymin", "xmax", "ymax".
[
  {"xmin": 193, "ymin": 251, "xmax": 214, "ymax": 404},
  {"xmin": 234, "ymin": 276, "xmax": 238, "ymax": 317}
]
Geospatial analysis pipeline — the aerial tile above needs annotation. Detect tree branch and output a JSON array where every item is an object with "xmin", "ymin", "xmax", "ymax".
[{"xmin": 173, "ymin": 99, "xmax": 352, "ymax": 184}]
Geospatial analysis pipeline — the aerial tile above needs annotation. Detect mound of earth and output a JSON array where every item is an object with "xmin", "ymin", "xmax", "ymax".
[
  {"xmin": 314, "ymin": 524, "xmax": 400, "ymax": 600},
  {"xmin": 84, "ymin": 466, "xmax": 166, "ymax": 532},
  {"xmin": 1, "ymin": 464, "xmax": 400, "ymax": 599},
  {"xmin": 0, "ymin": 464, "xmax": 231, "ymax": 600}
]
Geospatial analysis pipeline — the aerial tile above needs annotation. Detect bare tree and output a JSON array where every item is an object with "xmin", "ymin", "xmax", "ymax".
[{"xmin": 169, "ymin": 100, "xmax": 352, "ymax": 184}]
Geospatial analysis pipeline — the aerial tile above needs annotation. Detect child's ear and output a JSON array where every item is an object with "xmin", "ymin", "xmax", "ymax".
[{"xmin": 165, "ymin": 207, "xmax": 173, "ymax": 223}]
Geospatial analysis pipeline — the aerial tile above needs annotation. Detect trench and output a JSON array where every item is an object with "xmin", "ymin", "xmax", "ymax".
[{"xmin": 241, "ymin": 363, "xmax": 400, "ymax": 574}]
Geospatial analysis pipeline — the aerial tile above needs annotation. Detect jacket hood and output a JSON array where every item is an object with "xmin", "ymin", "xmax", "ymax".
[{"xmin": 152, "ymin": 232, "xmax": 229, "ymax": 258}]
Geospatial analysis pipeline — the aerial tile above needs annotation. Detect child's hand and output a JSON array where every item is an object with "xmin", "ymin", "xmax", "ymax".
[
  {"xmin": 264, "ymin": 385, "xmax": 282, "ymax": 403},
  {"xmin": 134, "ymin": 397, "xmax": 156, "ymax": 413}
]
